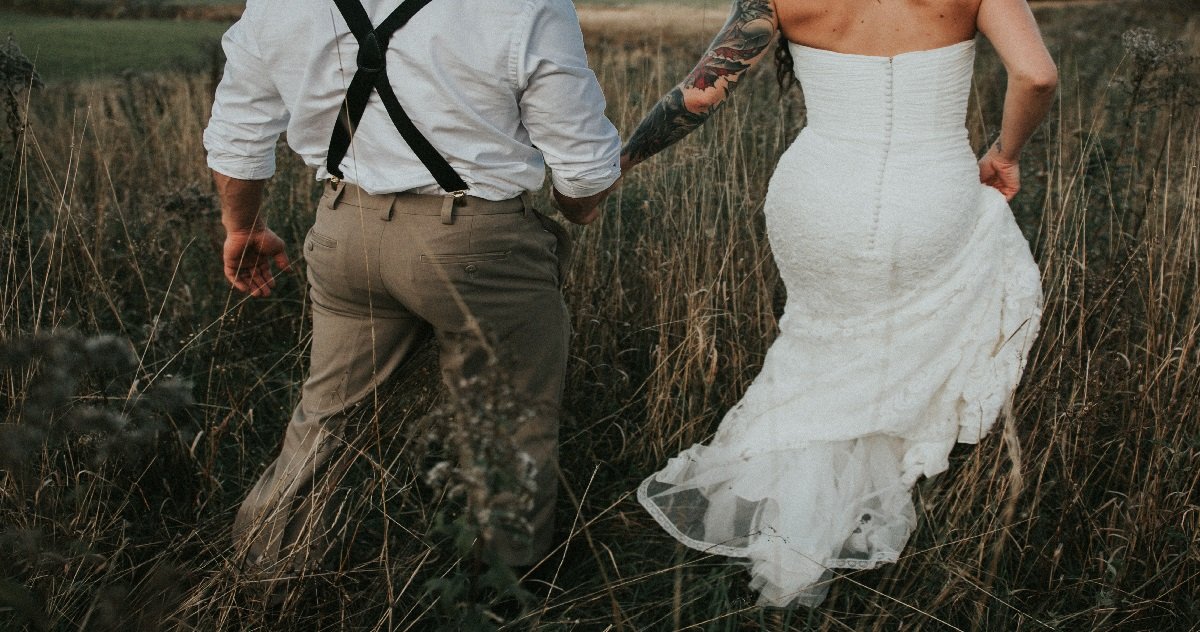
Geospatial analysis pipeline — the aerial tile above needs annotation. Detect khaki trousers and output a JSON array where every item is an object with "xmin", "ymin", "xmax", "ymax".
[{"xmin": 233, "ymin": 181, "xmax": 571, "ymax": 570}]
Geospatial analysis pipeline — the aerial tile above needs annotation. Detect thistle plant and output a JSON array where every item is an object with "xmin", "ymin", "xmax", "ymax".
[
  {"xmin": 1117, "ymin": 27, "xmax": 1197, "ymax": 120},
  {"xmin": 0, "ymin": 330, "xmax": 194, "ymax": 631},
  {"xmin": 0, "ymin": 330, "xmax": 193, "ymax": 472},
  {"xmin": 417, "ymin": 339, "xmax": 542, "ymax": 630},
  {"xmin": 1122, "ymin": 27, "xmax": 1188, "ymax": 83},
  {"xmin": 421, "ymin": 378, "xmax": 539, "ymax": 555},
  {"xmin": 0, "ymin": 34, "xmax": 41, "ymax": 144}
]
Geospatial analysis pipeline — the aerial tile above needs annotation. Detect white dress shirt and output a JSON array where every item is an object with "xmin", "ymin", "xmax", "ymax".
[{"xmin": 204, "ymin": 0, "xmax": 621, "ymax": 200}]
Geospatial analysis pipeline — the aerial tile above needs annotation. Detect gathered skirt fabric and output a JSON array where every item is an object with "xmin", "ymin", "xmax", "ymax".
[{"xmin": 637, "ymin": 134, "xmax": 1043, "ymax": 607}]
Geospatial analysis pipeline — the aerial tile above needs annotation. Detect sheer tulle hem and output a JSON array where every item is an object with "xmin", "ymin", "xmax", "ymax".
[
  {"xmin": 636, "ymin": 435, "xmax": 923, "ymax": 608},
  {"xmin": 638, "ymin": 475, "xmax": 905, "ymax": 607}
]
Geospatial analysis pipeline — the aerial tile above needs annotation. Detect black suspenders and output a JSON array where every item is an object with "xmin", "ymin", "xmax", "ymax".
[{"xmin": 326, "ymin": 0, "xmax": 469, "ymax": 195}]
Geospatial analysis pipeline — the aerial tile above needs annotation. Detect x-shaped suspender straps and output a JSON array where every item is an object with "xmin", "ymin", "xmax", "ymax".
[{"xmin": 326, "ymin": 0, "xmax": 469, "ymax": 194}]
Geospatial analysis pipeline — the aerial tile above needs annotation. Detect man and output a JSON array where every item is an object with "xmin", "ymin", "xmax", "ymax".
[{"xmin": 204, "ymin": 0, "xmax": 620, "ymax": 576}]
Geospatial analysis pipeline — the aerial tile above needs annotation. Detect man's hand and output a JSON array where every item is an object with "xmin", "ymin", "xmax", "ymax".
[
  {"xmin": 213, "ymin": 171, "xmax": 290, "ymax": 297},
  {"xmin": 978, "ymin": 143, "xmax": 1021, "ymax": 201},
  {"xmin": 224, "ymin": 227, "xmax": 290, "ymax": 297},
  {"xmin": 553, "ymin": 188, "xmax": 604, "ymax": 225},
  {"xmin": 553, "ymin": 177, "xmax": 622, "ymax": 225}
]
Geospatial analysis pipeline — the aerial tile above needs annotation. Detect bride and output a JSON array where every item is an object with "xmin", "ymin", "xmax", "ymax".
[{"xmin": 621, "ymin": 0, "xmax": 1057, "ymax": 607}]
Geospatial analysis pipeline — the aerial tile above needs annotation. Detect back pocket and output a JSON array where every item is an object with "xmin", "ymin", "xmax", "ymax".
[
  {"xmin": 307, "ymin": 228, "xmax": 338, "ymax": 250},
  {"xmin": 419, "ymin": 251, "xmax": 510, "ymax": 264}
]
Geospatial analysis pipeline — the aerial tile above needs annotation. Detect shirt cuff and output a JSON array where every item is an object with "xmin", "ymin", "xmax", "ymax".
[
  {"xmin": 206, "ymin": 152, "xmax": 277, "ymax": 181},
  {"xmin": 550, "ymin": 162, "xmax": 621, "ymax": 199}
]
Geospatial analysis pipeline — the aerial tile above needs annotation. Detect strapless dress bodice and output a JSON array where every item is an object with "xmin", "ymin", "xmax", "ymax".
[{"xmin": 789, "ymin": 39, "xmax": 976, "ymax": 146}]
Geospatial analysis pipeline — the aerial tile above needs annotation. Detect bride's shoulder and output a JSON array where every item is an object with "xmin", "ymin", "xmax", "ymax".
[{"xmin": 777, "ymin": 0, "xmax": 981, "ymax": 55}]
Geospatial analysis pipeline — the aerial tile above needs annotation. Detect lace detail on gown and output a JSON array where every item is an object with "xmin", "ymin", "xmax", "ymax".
[{"xmin": 637, "ymin": 39, "xmax": 1043, "ymax": 608}]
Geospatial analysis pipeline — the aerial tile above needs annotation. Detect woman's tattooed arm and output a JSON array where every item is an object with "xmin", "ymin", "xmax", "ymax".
[{"xmin": 622, "ymin": 0, "xmax": 778, "ymax": 169}]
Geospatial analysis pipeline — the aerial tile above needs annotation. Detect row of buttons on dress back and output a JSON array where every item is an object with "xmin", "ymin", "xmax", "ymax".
[{"xmin": 867, "ymin": 58, "xmax": 894, "ymax": 252}]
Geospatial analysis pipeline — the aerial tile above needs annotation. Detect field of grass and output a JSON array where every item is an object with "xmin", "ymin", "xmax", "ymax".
[
  {"xmin": 0, "ymin": 1, "xmax": 1114, "ymax": 83},
  {"xmin": 0, "ymin": 9, "xmax": 228, "ymax": 82},
  {"xmin": 1, "ymin": 0, "xmax": 1198, "ymax": 630},
  {"xmin": 0, "ymin": 2, "xmax": 718, "ymax": 85}
]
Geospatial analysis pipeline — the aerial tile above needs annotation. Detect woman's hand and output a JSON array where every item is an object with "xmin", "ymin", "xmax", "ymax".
[{"xmin": 978, "ymin": 143, "xmax": 1021, "ymax": 201}]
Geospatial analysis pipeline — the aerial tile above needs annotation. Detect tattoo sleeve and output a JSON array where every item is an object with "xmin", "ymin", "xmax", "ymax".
[{"xmin": 622, "ymin": 0, "xmax": 777, "ymax": 167}]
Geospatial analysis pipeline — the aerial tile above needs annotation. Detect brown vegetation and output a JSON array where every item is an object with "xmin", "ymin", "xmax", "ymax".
[{"xmin": 0, "ymin": 0, "xmax": 1197, "ymax": 630}]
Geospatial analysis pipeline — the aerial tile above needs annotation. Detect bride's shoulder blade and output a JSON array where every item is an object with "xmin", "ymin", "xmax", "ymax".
[{"xmin": 774, "ymin": 0, "xmax": 982, "ymax": 59}]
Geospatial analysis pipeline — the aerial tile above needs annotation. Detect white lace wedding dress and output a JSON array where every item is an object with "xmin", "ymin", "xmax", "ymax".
[{"xmin": 637, "ymin": 39, "xmax": 1043, "ymax": 607}]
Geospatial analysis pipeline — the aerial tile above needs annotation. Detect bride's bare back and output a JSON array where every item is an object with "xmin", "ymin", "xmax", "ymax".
[
  {"xmin": 777, "ymin": 0, "xmax": 982, "ymax": 57},
  {"xmin": 621, "ymin": 0, "xmax": 1056, "ymax": 203}
]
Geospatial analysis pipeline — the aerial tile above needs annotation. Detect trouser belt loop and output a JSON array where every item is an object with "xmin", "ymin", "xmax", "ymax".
[
  {"xmin": 440, "ymin": 193, "xmax": 457, "ymax": 225},
  {"xmin": 381, "ymin": 195, "xmax": 394, "ymax": 221},
  {"xmin": 520, "ymin": 191, "xmax": 533, "ymax": 217}
]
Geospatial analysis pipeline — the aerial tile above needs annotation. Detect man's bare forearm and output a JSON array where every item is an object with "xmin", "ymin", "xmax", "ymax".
[
  {"xmin": 214, "ymin": 171, "xmax": 268, "ymax": 232},
  {"xmin": 553, "ymin": 178, "xmax": 621, "ymax": 225}
]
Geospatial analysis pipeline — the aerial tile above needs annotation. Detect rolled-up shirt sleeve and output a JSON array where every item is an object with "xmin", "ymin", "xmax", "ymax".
[
  {"xmin": 204, "ymin": 14, "xmax": 290, "ymax": 181},
  {"xmin": 513, "ymin": 0, "xmax": 621, "ymax": 199}
]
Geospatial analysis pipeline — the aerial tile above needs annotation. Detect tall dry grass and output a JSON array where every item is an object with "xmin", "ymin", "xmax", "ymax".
[{"xmin": 1, "ymin": 1, "xmax": 1198, "ymax": 630}]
